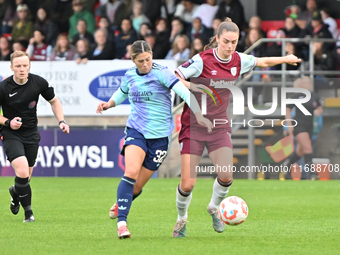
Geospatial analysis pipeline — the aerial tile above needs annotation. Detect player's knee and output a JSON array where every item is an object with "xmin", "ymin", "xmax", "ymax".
[
  {"xmin": 15, "ymin": 168, "xmax": 29, "ymax": 178},
  {"xmin": 124, "ymin": 168, "xmax": 140, "ymax": 180},
  {"xmin": 180, "ymin": 182, "xmax": 195, "ymax": 193}
]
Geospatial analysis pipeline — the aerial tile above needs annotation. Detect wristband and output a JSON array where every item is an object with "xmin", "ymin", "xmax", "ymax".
[
  {"xmin": 59, "ymin": 120, "xmax": 67, "ymax": 125},
  {"xmin": 4, "ymin": 119, "xmax": 10, "ymax": 127}
]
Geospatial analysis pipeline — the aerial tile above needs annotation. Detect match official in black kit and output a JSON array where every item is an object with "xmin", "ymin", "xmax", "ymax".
[{"xmin": 0, "ymin": 51, "xmax": 70, "ymax": 222}]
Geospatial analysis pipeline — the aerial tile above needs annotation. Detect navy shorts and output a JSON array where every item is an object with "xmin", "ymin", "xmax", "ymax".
[{"xmin": 121, "ymin": 127, "xmax": 171, "ymax": 171}]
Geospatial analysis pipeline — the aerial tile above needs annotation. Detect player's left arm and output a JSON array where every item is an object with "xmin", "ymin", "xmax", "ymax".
[
  {"xmin": 49, "ymin": 97, "xmax": 70, "ymax": 134},
  {"xmin": 314, "ymin": 106, "xmax": 323, "ymax": 116},
  {"xmin": 256, "ymin": 54, "xmax": 301, "ymax": 68}
]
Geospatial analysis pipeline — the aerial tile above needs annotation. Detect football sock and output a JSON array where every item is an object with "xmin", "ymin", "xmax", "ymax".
[
  {"xmin": 209, "ymin": 178, "xmax": 233, "ymax": 209},
  {"xmin": 133, "ymin": 189, "xmax": 142, "ymax": 201},
  {"xmin": 304, "ymin": 153, "xmax": 313, "ymax": 175},
  {"xmin": 14, "ymin": 176, "xmax": 32, "ymax": 215},
  {"xmin": 176, "ymin": 184, "xmax": 192, "ymax": 221},
  {"xmin": 117, "ymin": 176, "xmax": 136, "ymax": 222}
]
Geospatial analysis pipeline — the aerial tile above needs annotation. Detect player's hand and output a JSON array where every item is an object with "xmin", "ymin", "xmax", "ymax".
[
  {"xmin": 287, "ymin": 126, "xmax": 294, "ymax": 135},
  {"xmin": 59, "ymin": 122, "xmax": 70, "ymax": 134},
  {"xmin": 285, "ymin": 54, "xmax": 301, "ymax": 66},
  {"xmin": 10, "ymin": 117, "xmax": 22, "ymax": 130},
  {"xmin": 195, "ymin": 112, "xmax": 213, "ymax": 133},
  {"xmin": 96, "ymin": 102, "xmax": 110, "ymax": 114},
  {"xmin": 190, "ymin": 83, "xmax": 213, "ymax": 94}
]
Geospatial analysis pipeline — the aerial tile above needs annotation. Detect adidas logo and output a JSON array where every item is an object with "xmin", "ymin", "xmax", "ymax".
[{"xmin": 118, "ymin": 206, "xmax": 127, "ymax": 210}]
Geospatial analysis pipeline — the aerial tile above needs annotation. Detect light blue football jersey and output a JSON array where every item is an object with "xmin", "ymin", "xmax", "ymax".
[{"xmin": 119, "ymin": 63, "xmax": 179, "ymax": 139}]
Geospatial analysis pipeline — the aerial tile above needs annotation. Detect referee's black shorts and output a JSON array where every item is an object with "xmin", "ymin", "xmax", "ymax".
[
  {"xmin": 293, "ymin": 125, "xmax": 313, "ymax": 139},
  {"xmin": 1, "ymin": 127, "xmax": 40, "ymax": 167}
]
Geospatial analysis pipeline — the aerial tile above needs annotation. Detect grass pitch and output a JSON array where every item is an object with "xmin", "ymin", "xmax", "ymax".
[{"xmin": 0, "ymin": 177, "xmax": 339, "ymax": 255}]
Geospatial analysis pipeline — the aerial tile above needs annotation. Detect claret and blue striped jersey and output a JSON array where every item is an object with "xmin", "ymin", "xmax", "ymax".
[{"xmin": 112, "ymin": 63, "xmax": 180, "ymax": 139}]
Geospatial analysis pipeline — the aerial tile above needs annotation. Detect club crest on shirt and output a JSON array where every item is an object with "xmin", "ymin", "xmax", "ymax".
[
  {"xmin": 181, "ymin": 59, "xmax": 194, "ymax": 68},
  {"xmin": 231, "ymin": 67, "xmax": 237, "ymax": 76}
]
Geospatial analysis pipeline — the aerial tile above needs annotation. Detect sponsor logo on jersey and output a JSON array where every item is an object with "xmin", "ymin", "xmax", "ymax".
[
  {"xmin": 181, "ymin": 59, "xmax": 194, "ymax": 68},
  {"xmin": 28, "ymin": 101, "xmax": 36, "ymax": 109}
]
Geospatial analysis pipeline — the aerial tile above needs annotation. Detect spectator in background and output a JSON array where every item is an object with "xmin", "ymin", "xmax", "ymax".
[
  {"xmin": 160, "ymin": 0, "xmax": 177, "ymax": 21},
  {"xmin": 211, "ymin": 17, "xmax": 222, "ymax": 35},
  {"xmin": 320, "ymin": 8, "xmax": 339, "ymax": 39},
  {"xmin": 26, "ymin": 29, "xmax": 52, "ymax": 61},
  {"xmin": 11, "ymin": 4, "xmax": 34, "ymax": 44},
  {"xmin": 71, "ymin": 19, "xmax": 95, "ymax": 46},
  {"xmin": 248, "ymin": 16, "xmax": 266, "ymax": 38},
  {"xmin": 282, "ymin": 16, "xmax": 301, "ymax": 38},
  {"xmin": 68, "ymin": 0, "xmax": 96, "ymax": 40},
  {"xmin": 121, "ymin": 43, "xmax": 131, "ymax": 59},
  {"xmin": 50, "ymin": 33, "xmax": 77, "ymax": 61},
  {"xmin": 0, "ymin": 0, "xmax": 10, "ymax": 35},
  {"xmin": 50, "ymin": 0, "xmax": 73, "ymax": 34},
  {"xmin": 153, "ymin": 17, "xmax": 170, "ymax": 59},
  {"xmin": 336, "ymin": 38, "xmax": 340, "ymax": 70},
  {"xmin": 141, "ymin": 0, "xmax": 162, "ymax": 26},
  {"xmin": 311, "ymin": 35, "xmax": 336, "ymax": 91},
  {"xmin": 244, "ymin": 28, "xmax": 266, "ymax": 57},
  {"xmin": 284, "ymin": 2, "xmax": 300, "ymax": 20},
  {"xmin": 296, "ymin": 0, "xmax": 318, "ymax": 29},
  {"xmin": 95, "ymin": 0, "xmax": 129, "ymax": 30},
  {"xmin": 12, "ymin": 40, "xmax": 25, "ymax": 52},
  {"xmin": 144, "ymin": 32, "xmax": 156, "ymax": 53},
  {"xmin": 188, "ymin": 17, "xmax": 211, "ymax": 43},
  {"xmin": 74, "ymin": 38, "xmax": 90, "ymax": 64},
  {"xmin": 0, "ymin": 36, "xmax": 12, "ymax": 61},
  {"xmin": 189, "ymin": 36, "xmax": 207, "ymax": 58},
  {"xmin": 137, "ymin": 22, "xmax": 151, "ymax": 40},
  {"xmin": 88, "ymin": 28, "xmax": 115, "ymax": 60},
  {"xmin": 98, "ymin": 16, "xmax": 115, "ymax": 43},
  {"xmin": 267, "ymin": 29, "xmax": 301, "ymax": 74},
  {"xmin": 131, "ymin": 1, "xmax": 150, "ymax": 33},
  {"xmin": 34, "ymin": 7, "xmax": 59, "ymax": 47},
  {"xmin": 1, "ymin": 0, "xmax": 23, "ymax": 35},
  {"xmin": 174, "ymin": 0, "xmax": 199, "ymax": 26},
  {"xmin": 215, "ymin": 0, "xmax": 246, "ymax": 31},
  {"xmin": 165, "ymin": 34, "xmax": 190, "ymax": 60},
  {"xmin": 114, "ymin": 18, "xmax": 137, "ymax": 59},
  {"xmin": 170, "ymin": 17, "xmax": 185, "ymax": 44},
  {"xmin": 192, "ymin": 0, "xmax": 218, "ymax": 29},
  {"xmin": 244, "ymin": 28, "xmax": 266, "ymax": 103},
  {"xmin": 298, "ymin": 10, "xmax": 333, "ymax": 61}
]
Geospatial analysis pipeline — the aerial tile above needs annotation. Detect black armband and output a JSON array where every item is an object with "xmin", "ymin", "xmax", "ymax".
[
  {"xmin": 59, "ymin": 120, "xmax": 67, "ymax": 125},
  {"xmin": 4, "ymin": 119, "xmax": 10, "ymax": 127}
]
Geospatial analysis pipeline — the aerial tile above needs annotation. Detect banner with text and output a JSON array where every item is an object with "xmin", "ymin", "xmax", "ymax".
[
  {"xmin": 0, "ymin": 60, "xmax": 179, "ymax": 116},
  {"xmin": 0, "ymin": 128, "xmax": 128, "ymax": 177}
]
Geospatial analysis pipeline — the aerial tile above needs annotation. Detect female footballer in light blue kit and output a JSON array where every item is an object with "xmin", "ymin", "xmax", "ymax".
[{"xmin": 96, "ymin": 40, "xmax": 212, "ymax": 239}]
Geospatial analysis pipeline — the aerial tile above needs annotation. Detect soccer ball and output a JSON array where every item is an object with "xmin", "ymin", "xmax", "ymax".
[{"xmin": 218, "ymin": 196, "xmax": 248, "ymax": 225}]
